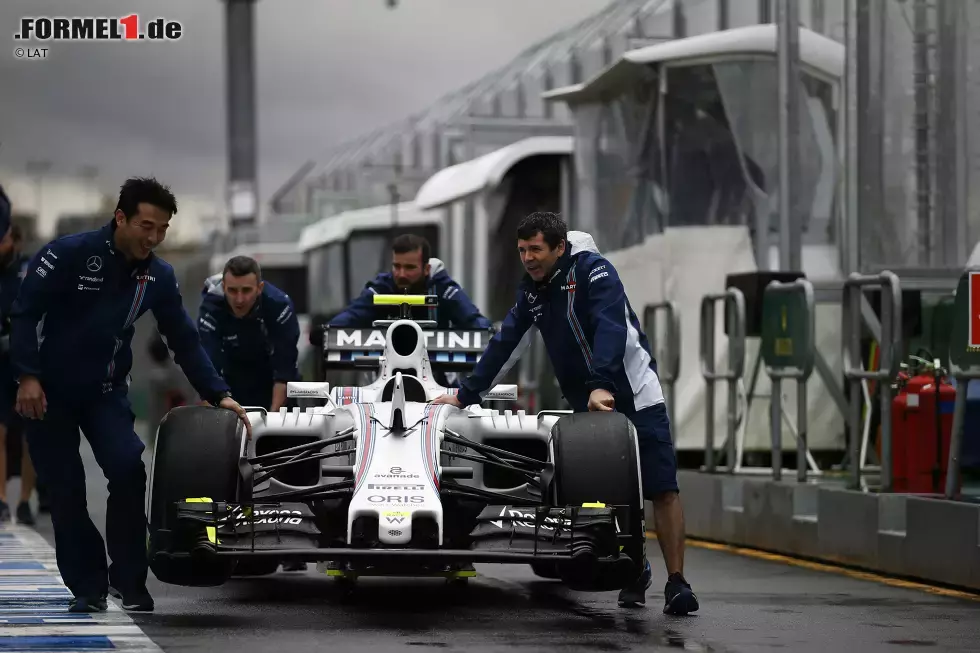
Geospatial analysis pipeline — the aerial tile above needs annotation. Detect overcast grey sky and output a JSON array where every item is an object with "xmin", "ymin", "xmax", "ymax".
[{"xmin": 0, "ymin": 0, "xmax": 609, "ymax": 210}]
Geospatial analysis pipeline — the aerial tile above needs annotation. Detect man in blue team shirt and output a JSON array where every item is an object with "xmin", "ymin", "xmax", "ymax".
[
  {"xmin": 197, "ymin": 254, "xmax": 306, "ymax": 573},
  {"xmin": 329, "ymin": 233, "xmax": 491, "ymax": 331},
  {"xmin": 433, "ymin": 212, "xmax": 699, "ymax": 615},
  {"xmin": 198, "ymin": 255, "xmax": 301, "ymax": 413},
  {"xmin": 10, "ymin": 177, "xmax": 250, "ymax": 614}
]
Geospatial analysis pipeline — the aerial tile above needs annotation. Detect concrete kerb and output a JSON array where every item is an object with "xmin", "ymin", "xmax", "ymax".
[{"xmin": 673, "ymin": 470, "xmax": 980, "ymax": 592}]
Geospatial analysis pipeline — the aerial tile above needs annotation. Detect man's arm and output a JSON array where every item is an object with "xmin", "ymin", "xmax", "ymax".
[
  {"xmin": 268, "ymin": 294, "xmax": 301, "ymax": 383},
  {"xmin": 583, "ymin": 259, "xmax": 631, "ymax": 396},
  {"xmin": 196, "ymin": 297, "xmax": 225, "ymax": 376},
  {"xmin": 455, "ymin": 290, "xmax": 536, "ymax": 407},
  {"xmin": 439, "ymin": 281, "xmax": 492, "ymax": 329},
  {"xmin": 152, "ymin": 266, "xmax": 231, "ymax": 405},
  {"xmin": 327, "ymin": 284, "xmax": 380, "ymax": 327},
  {"xmin": 9, "ymin": 241, "xmax": 70, "ymax": 381}
]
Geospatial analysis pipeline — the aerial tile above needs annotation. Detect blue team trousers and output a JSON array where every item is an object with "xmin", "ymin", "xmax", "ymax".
[
  {"xmin": 24, "ymin": 386, "xmax": 147, "ymax": 598},
  {"xmin": 627, "ymin": 401, "xmax": 680, "ymax": 500}
]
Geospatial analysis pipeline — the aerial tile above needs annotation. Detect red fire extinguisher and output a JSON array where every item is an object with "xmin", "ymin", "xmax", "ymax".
[{"xmin": 891, "ymin": 356, "xmax": 959, "ymax": 494}]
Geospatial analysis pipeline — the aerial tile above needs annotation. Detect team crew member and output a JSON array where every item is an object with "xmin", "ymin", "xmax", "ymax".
[
  {"xmin": 329, "ymin": 234, "xmax": 491, "ymax": 330},
  {"xmin": 432, "ymin": 212, "xmax": 699, "ymax": 615},
  {"xmin": 10, "ymin": 177, "xmax": 250, "ymax": 614},
  {"xmin": 198, "ymin": 255, "xmax": 301, "ymax": 412},
  {"xmin": 0, "ymin": 191, "xmax": 36, "ymax": 525},
  {"xmin": 197, "ymin": 255, "xmax": 306, "ymax": 573}
]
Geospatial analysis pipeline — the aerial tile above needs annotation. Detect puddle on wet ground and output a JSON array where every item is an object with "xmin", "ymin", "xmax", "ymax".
[{"xmin": 662, "ymin": 628, "xmax": 715, "ymax": 651}]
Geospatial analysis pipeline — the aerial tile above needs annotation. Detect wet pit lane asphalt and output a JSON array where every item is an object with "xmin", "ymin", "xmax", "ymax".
[{"xmin": 19, "ymin": 437, "xmax": 980, "ymax": 652}]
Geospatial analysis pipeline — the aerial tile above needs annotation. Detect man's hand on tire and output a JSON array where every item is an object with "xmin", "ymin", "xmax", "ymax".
[
  {"xmin": 588, "ymin": 388, "xmax": 615, "ymax": 412},
  {"xmin": 219, "ymin": 396, "xmax": 253, "ymax": 440}
]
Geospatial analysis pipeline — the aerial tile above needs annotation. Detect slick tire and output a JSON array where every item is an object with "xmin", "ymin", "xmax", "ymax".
[
  {"xmin": 547, "ymin": 411, "xmax": 645, "ymax": 590},
  {"xmin": 147, "ymin": 405, "xmax": 244, "ymax": 587}
]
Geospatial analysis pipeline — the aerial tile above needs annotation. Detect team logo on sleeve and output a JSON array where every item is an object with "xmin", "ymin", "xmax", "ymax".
[{"xmin": 588, "ymin": 265, "xmax": 608, "ymax": 283}]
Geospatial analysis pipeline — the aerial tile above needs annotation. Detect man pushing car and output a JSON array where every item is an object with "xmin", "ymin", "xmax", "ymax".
[
  {"xmin": 10, "ymin": 177, "xmax": 250, "ymax": 614},
  {"xmin": 432, "ymin": 211, "xmax": 699, "ymax": 615},
  {"xmin": 197, "ymin": 253, "xmax": 306, "ymax": 573}
]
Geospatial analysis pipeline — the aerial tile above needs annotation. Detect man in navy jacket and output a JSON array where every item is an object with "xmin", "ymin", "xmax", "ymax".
[
  {"xmin": 433, "ymin": 212, "xmax": 699, "ymax": 615},
  {"xmin": 198, "ymin": 255, "xmax": 301, "ymax": 412},
  {"xmin": 10, "ymin": 177, "xmax": 250, "ymax": 614},
  {"xmin": 329, "ymin": 233, "xmax": 491, "ymax": 330}
]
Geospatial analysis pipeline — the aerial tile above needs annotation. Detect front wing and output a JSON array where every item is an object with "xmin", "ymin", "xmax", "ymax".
[{"xmin": 152, "ymin": 499, "xmax": 638, "ymax": 588}]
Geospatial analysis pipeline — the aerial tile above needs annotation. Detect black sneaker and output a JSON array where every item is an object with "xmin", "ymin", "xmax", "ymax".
[
  {"xmin": 108, "ymin": 586, "xmax": 154, "ymax": 612},
  {"xmin": 617, "ymin": 558, "xmax": 652, "ymax": 607},
  {"xmin": 663, "ymin": 572, "xmax": 699, "ymax": 615},
  {"xmin": 0, "ymin": 500, "xmax": 10, "ymax": 523},
  {"xmin": 16, "ymin": 501, "xmax": 35, "ymax": 526},
  {"xmin": 68, "ymin": 596, "xmax": 108, "ymax": 613}
]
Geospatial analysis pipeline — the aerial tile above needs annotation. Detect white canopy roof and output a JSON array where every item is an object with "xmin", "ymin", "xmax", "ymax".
[
  {"xmin": 542, "ymin": 24, "xmax": 845, "ymax": 104},
  {"xmin": 298, "ymin": 201, "xmax": 443, "ymax": 254},
  {"xmin": 414, "ymin": 136, "xmax": 574, "ymax": 210}
]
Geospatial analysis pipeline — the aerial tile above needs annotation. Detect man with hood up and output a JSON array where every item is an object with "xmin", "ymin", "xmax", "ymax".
[
  {"xmin": 432, "ymin": 212, "xmax": 699, "ymax": 616},
  {"xmin": 328, "ymin": 234, "xmax": 491, "ymax": 330}
]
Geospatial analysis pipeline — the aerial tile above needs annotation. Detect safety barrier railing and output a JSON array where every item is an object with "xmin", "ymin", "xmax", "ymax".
[
  {"xmin": 643, "ymin": 301, "xmax": 681, "ymax": 427},
  {"xmin": 945, "ymin": 268, "xmax": 980, "ymax": 499},
  {"xmin": 842, "ymin": 271, "xmax": 902, "ymax": 492},
  {"xmin": 700, "ymin": 288, "xmax": 746, "ymax": 473},
  {"xmin": 761, "ymin": 279, "xmax": 816, "ymax": 482}
]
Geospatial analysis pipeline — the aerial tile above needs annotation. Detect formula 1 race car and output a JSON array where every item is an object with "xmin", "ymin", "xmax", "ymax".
[{"xmin": 146, "ymin": 294, "xmax": 646, "ymax": 591}]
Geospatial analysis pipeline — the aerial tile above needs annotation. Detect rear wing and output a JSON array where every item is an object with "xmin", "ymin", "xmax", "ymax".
[
  {"xmin": 321, "ymin": 293, "xmax": 495, "ymax": 371},
  {"xmin": 321, "ymin": 326, "xmax": 495, "ymax": 371}
]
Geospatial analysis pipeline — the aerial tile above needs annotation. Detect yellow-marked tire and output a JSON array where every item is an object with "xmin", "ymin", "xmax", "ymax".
[
  {"xmin": 547, "ymin": 411, "xmax": 645, "ymax": 590},
  {"xmin": 147, "ymin": 405, "xmax": 244, "ymax": 587}
]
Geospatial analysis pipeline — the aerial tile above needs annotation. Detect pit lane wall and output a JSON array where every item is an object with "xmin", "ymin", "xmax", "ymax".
[{"xmin": 671, "ymin": 471, "xmax": 980, "ymax": 592}]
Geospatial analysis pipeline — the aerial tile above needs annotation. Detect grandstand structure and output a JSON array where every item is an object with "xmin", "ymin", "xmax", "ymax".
[{"xmin": 271, "ymin": 0, "xmax": 688, "ymax": 218}]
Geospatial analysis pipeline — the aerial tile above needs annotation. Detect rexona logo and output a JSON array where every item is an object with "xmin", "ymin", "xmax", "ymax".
[
  {"xmin": 229, "ymin": 508, "xmax": 303, "ymax": 526},
  {"xmin": 368, "ymin": 495, "xmax": 424, "ymax": 504},
  {"xmin": 491, "ymin": 507, "xmax": 571, "ymax": 532}
]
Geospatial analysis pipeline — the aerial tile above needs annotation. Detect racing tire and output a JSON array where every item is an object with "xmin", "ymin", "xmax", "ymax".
[
  {"xmin": 147, "ymin": 406, "xmax": 244, "ymax": 587},
  {"xmin": 547, "ymin": 411, "xmax": 646, "ymax": 591}
]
